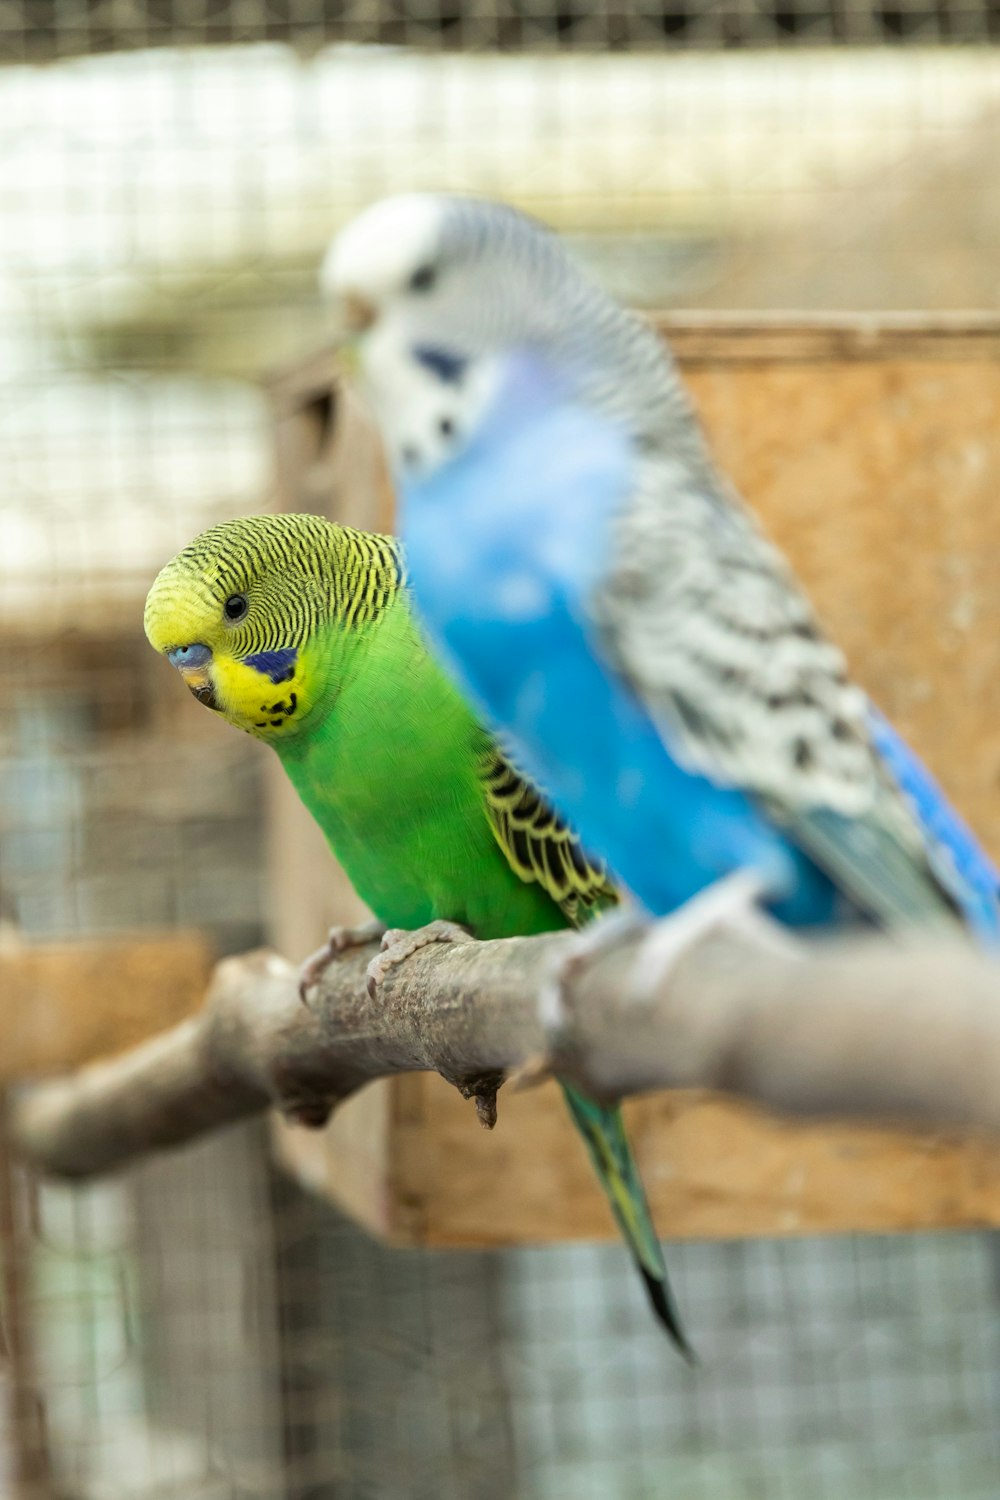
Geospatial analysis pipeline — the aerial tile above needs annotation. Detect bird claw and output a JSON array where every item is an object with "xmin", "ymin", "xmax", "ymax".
[
  {"xmin": 629, "ymin": 870, "xmax": 801, "ymax": 1002},
  {"xmin": 365, "ymin": 919, "xmax": 472, "ymax": 999},
  {"xmin": 538, "ymin": 906, "xmax": 648, "ymax": 1033},
  {"xmin": 298, "ymin": 918, "xmax": 387, "ymax": 1006}
]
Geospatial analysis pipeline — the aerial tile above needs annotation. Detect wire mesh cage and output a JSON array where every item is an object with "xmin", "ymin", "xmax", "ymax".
[
  {"xmin": 4, "ymin": 0, "xmax": 1000, "ymax": 59},
  {"xmin": 17, "ymin": 1168, "xmax": 1000, "ymax": 1498},
  {"xmin": 4, "ymin": 2, "xmax": 1000, "ymax": 1495}
]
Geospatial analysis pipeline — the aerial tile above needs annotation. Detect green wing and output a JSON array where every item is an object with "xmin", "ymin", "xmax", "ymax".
[
  {"xmin": 475, "ymin": 736, "xmax": 692, "ymax": 1357},
  {"xmin": 477, "ymin": 740, "xmax": 618, "ymax": 928}
]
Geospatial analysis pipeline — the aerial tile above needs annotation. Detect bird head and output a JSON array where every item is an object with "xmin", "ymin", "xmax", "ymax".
[
  {"xmin": 322, "ymin": 193, "xmax": 582, "ymax": 484},
  {"xmin": 144, "ymin": 513, "xmax": 398, "ymax": 743}
]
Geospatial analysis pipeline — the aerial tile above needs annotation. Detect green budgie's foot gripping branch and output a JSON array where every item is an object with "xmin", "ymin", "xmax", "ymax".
[{"xmin": 299, "ymin": 918, "xmax": 387, "ymax": 1004}]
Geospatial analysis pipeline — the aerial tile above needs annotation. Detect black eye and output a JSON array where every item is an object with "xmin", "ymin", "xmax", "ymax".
[
  {"xmin": 224, "ymin": 594, "xmax": 248, "ymax": 622},
  {"xmin": 409, "ymin": 263, "xmax": 437, "ymax": 294}
]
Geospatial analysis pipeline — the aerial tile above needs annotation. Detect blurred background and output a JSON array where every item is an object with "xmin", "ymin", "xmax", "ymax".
[{"xmin": 4, "ymin": 5, "xmax": 1000, "ymax": 1497}]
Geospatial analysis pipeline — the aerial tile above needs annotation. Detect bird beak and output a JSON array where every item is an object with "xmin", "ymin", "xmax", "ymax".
[
  {"xmin": 328, "ymin": 293, "xmax": 375, "ymax": 379},
  {"xmin": 343, "ymin": 293, "xmax": 376, "ymax": 334},
  {"xmin": 180, "ymin": 669, "xmax": 221, "ymax": 712},
  {"xmin": 166, "ymin": 644, "xmax": 221, "ymax": 712}
]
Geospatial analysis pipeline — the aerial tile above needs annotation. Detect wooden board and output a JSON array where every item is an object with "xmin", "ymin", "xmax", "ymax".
[
  {"xmin": 267, "ymin": 316, "xmax": 1000, "ymax": 1246},
  {"xmin": 0, "ymin": 932, "xmax": 214, "ymax": 1082},
  {"xmin": 385, "ymin": 1081, "xmax": 1000, "ymax": 1247}
]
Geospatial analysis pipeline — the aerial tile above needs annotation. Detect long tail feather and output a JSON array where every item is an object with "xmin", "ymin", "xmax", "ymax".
[{"xmin": 560, "ymin": 1081, "xmax": 694, "ymax": 1361}]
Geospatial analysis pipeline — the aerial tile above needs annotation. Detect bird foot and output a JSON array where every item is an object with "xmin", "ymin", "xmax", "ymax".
[
  {"xmin": 630, "ymin": 869, "xmax": 802, "ymax": 1002},
  {"xmin": 298, "ymin": 918, "xmax": 387, "ymax": 1005},
  {"xmin": 538, "ymin": 906, "xmax": 649, "ymax": 1034},
  {"xmin": 365, "ymin": 919, "xmax": 472, "ymax": 1000}
]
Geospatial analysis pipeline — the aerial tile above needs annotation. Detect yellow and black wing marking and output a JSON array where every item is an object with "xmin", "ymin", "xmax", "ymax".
[{"xmin": 477, "ymin": 739, "xmax": 618, "ymax": 928}]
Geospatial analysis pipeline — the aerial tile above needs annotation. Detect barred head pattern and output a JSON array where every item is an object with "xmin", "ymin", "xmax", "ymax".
[{"xmin": 144, "ymin": 513, "xmax": 402, "ymax": 659}]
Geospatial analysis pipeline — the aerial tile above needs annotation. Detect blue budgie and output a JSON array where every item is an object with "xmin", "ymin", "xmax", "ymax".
[{"xmin": 323, "ymin": 191, "xmax": 1000, "ymax": 979}]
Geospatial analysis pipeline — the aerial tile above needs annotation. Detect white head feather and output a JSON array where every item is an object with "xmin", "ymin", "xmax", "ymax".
[{"xmin": 321, "ymin": 194, "xmax": 446, "ymax": 312}]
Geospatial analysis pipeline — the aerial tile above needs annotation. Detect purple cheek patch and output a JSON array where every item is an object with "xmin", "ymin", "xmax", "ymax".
[{"xmin": 242, "ymin": 648, "xmax": 298, "ymax": 684}]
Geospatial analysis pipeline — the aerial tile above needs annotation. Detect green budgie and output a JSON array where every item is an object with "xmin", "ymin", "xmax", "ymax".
[{"xmin": 144, "ymin": 510, "xmax": 691, "ymax": 1357}]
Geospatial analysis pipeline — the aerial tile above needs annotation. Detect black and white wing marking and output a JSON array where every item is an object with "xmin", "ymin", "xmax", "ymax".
[
  {"xmin": 594, "ymin": 452, "xmax": 963, "ymax": 932},
  {"xmin": 476, "ymin": 737, "xmax": 619, "ymax": 929}
]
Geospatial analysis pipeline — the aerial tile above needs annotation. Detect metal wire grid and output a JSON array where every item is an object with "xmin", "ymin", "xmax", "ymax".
[
  {"xmin": 501, "ymin": 1235, "xmax": 1000, "ymax": 1500},
  {"xmin": 27, "ymin": 1131, "xmax": 285, "ymax": 1500},
  {"xmin": 2, "ymin": 0, "xmax": 1000, "ymax": 63},
  {"xmin": 0, "ymin": 647, "xmax": 264, "ymax": 952},
  {"xmin": 20, "ymin": 1152, "xmax": 1000, "ymax": 1500},
  {"xmin": 2, "ymin": 19, "xmax": 1000, "ymax": 1500},
  {"xmin": 4, "ymin": 45, "xmax": 1000, "ymax": 635}
]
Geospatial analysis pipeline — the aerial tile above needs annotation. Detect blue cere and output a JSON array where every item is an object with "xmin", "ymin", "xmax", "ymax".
[{"xmin": 167, "ymin": 643, "xmax": 212, "ymax": 670}]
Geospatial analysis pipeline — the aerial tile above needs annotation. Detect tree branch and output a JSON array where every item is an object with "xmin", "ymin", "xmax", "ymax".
[{"xmin": 11, "ymin": 922, "xmax": 1000, "ymax": 1179}]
